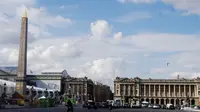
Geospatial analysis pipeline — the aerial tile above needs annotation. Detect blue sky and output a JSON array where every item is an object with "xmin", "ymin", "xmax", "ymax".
[
  {"xmin": 1, "ymin": 0, "xmax": 200, "ymax": 87},
  {"xmin": 36, "ymin": 0, "xmax": 200, "ymax": 36}
]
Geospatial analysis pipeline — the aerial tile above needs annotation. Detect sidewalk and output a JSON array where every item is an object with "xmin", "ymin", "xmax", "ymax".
[
  {"xmin": 3, "ymin": 104, "xmax": 61, "ymax": 109},
  {"xmin": 3, "ymin": 105, "xmax": 25, "ymax": 109}
]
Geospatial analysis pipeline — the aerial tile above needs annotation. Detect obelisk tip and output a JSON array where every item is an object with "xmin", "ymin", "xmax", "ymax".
[{"xmin": 22, "ymin": 9, "xmax": 27, "ymax": 18}]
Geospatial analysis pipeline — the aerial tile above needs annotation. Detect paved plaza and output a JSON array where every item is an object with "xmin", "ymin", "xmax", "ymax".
[{"xmin": 0, "ymin": 107, "xmax": 185, "ymax": 112}]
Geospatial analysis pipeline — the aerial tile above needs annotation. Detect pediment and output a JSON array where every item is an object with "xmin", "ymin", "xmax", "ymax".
[
  {"xmin": 120, "ymin": 78, "xmax": 130, "ymax": 82},
  {"xmin": 62, "ymin": 70, "xmax": 69, "ymax": 77}
]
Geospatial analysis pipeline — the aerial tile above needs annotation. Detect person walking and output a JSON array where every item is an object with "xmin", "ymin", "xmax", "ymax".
[{"xmin": 66, "ymin": 96, "xmax": 73, "ymax": 112}]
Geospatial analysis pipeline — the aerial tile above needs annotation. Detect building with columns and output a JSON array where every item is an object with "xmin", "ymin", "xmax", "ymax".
[
  {"xmin": 64, "ymin": 75, "xmax": 94, "ymax": 102},
  {"xmin": 93, "ymin": 81, "xmax": 113, "ymax": 102},
  {"xmin": 114, "ymin": 77, "xmax": 200, "ymax": 106},
  {"xmin": 64, "ymin": 76, "xmax": 113, "ymax": 103}
]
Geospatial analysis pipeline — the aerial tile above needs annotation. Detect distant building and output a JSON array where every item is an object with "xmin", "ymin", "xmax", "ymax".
[
  {"xmin": 0, "ymin": 67, "xmax": 113, "ymax": 102},
  {"xmin": 0, "ymin": 67, "xmax": 67, "ymax": 98},
  {"xmin": 93, "ymin": 81, "xmax": 113, "ymax": 102},
  {"xmin": 0, "ymin": 67, "xmax": 67, "ymax": 92},
  {"xmin": 64, "ymin": 75, "xmax": 94, "ymax": 102},
  {"xmin": 114, "ymin": 76, "xmax": 200, "ymax": 106}
]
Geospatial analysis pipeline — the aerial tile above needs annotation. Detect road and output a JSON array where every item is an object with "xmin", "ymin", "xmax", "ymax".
[{"xmin": 0, "ymin": 107, "xmax": 184, "ymax": 112}]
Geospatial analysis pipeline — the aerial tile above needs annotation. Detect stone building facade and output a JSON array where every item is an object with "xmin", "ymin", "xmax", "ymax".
[
  {"xmin": 114, "ymin": 77, "xmax": 200, "ymax": 106},
  {"xmin": 93, "ymin": 81, "xmax": 113, "ymax": 102},
  {"xmin": 64, "ymin": 75, "xmax": 94, "ymax": 102},
  {"xmin": 64, "ymin": 76, "xmax": 113, "ymax": 102}
]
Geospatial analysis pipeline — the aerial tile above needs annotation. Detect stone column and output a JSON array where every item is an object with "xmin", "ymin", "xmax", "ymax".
[
  {"xmin": 77, "ymin": 84, "xmax": 79, "ymax": 94},
  {"xmin": 81, "ymin": 85, "xmax": 84, "ymax": 95},
  {"xmin": 164, "ymin": 85, "xmax": 166, "ymax": 97},
  {"xmin": 179, "ymin": 85, "xmax": 181, "ymax": 97},
  {"xmin": 123, "ymin": 84, "xmax": 126, "ymax": 96},
  {"xmin": 159, "ymin": 98, "xmax": 161, "ymax": 105},
  {"xmin": 73, "ymin": 85, "xmax": 75, "ymax": 95},
  {"xmin": 169, "ymin": 85, "xmax": 170, "ymax": 97},
  {"xmin": 154, "ymin": 85, "xmax": 156, "ymax": 96},
  {"xmin": 81, "ymin": 85, "xmax": 84, "ymax": 102},
  {"xmin": 132, "ymin": 84, "xmax": 134, "ymax": 96},
  {"xmin": 174, "ymin": 99, "xmax": 176, "ymax": 105},
  {"xmin": 184, "ymin": 85, "xmax": 186, "ymax": 97},
  {"xmin": 189, "ymin": 85, "xmax": 191, "ymax": 97},
  {"xmin": 128, "ymin": 85, "xmax": 131, "ymax": 96},
  {"xmin": 76, "ymin": 84, "xmax": 79, "ymax": 101},
  {"xmin": 144, "ymin": 84, "xmax": 146, "ymax": 96},
  {"xmin": 159, "ymin": 85, "xmax": 161, "ymax": 97},
  {"xmin": 164, "ymin": 99, "xmax": 166, "ymax": 105},
  {"xmin": 174, "ymin": 85, "xmax": 176, "ymax": 97},
  {"xmin": 149, "ymin": 85, "xmax": 151, "ymax": 97}
]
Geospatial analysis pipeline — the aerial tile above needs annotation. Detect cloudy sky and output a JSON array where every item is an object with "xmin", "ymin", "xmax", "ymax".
[{"xmin": 0, "ymin": 0, "xmax": 200, "ymax": 89}]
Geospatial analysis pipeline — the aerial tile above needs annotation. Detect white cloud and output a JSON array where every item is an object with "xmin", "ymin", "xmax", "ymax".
[
  {"xmin": 171, "ymin": 72, "xmax": 200, "ymax": 79},
  {"xmin": 129, "ymin": 33, "xmax": 200, "ymax": 52},
  {"xmin": 118, "ymin": 0, "xmax": 200, "ymax": 15},
  {"xmin": 118, "ymin": 0, "xmax": 157, "ymax": 4},
  {"xmin": 0, "ymin": 0, "xmax": 72, "ymax": 44},
  {"xmin": 1, "ymin": 0, "xmax": 200, "ymax": 90},
  {"xmin": 0, "ymin": 0, "xmax": 35, "ymax": 15},
  {"xmin": 90, "ymin": 20, "xmax": 112, "ymax": 39},
  {"xmin": 162, "ymin": 0, "xmax": 200, "ymax": 15},
  {"xmin": 113, "ymin": 32, "xmax": 123, "ymax": 41},
  {"xmin": 76, "ymin": 57, "xmax": 127, "ymax": 90},
  {"xmin": 16, "ymin": 6, "xmax": 72, "ymax": 28},
  {"xmin": 1, "ymin": 28, "xmax": 200, "ymax": 89},
  {"xmin": 116, "ymin": 12, "xmax": 152, "ymax": 23}
]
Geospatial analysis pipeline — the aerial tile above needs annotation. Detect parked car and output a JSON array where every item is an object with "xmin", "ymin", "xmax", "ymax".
[
  {"xmin": 161, "ymin": 105, "xmax": 166, "ymax": 109},
  {"xmin": 95, "ymin": 102, "xmax": 100, "ymax": 108},
  {"xmin": 169, "ymin": 105, "xmax": 175, "ymax": 109},
  {"xmin": 88, "ymin": 101, "xmax": 98, "ymax": 109},
  {"xmin": 141, "ymin": 103, "xmax": 148, "ymax": 108},
  {"xmin": 100, "ymin": 102, "xmax": 108, "ymax": 108},
  {"xmin": 82, "ymin": 102, "xmax": 88, "ymax": 108},
  {"xmin": 153, "ymin": 104, "xmax": 160, "ymax": 109},
  {"xmin": 123, "ymin": 103, "xmax": 130, "ymax": 108},
  {"xmin": 175, "ymin": 105, "xmax": 181, "ymax": 110},
  {"xmin": 166, "ymin": 104, "xmax": 175, "ymax": 110},
  {"xmin": 132, "ymin": 104, "xmax": 141, "ymax": 108},
  {"xmin": 148, "ymin": 104, "xmax": 153, "ymax": 108}
]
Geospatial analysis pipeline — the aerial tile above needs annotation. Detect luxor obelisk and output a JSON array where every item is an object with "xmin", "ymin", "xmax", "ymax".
[{"xmin": 16, "ymin": 9, "xmax": 28, "ymax": 96}]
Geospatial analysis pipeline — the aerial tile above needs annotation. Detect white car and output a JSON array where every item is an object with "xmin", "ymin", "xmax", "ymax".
[
  {"xmin": 153, "ymin": 104, "xmax": 160, "ymax": 109},
  {"xmin": 148, "ymin": 104, "xmax": 153, "ymax": 108}
]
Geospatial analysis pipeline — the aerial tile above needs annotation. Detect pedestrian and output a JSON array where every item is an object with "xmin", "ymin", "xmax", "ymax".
[{"xmin": 67, "ymin": 96, "xmax": 73, "ymax": 112}]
